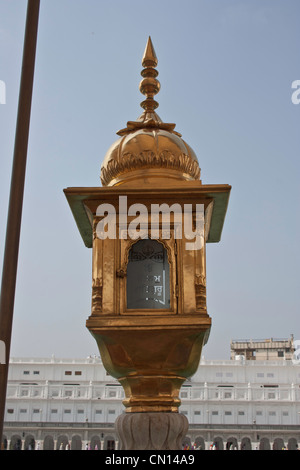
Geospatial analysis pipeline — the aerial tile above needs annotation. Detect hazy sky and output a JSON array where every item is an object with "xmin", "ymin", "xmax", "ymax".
[{"xmin": 0, "ymin": 0, "xmax": 299, "ymax": 361}]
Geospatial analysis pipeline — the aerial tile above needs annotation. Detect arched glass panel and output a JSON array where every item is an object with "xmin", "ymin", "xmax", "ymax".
[{"xmin": 127, "ymin": 239, "xmax": 170, "ymax": 309}]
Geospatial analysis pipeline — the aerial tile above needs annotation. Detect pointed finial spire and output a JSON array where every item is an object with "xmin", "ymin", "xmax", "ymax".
[
  {"xmin": 116, "ymin": 37, "xmax": 180, "ymax": 136},
  {"xmin": 142, "ymin": 36, "xmax": 158, "ymax": 68},
  {"xmin": 139, "ymin": 36, "xmax": 160, "ymax": 113}
]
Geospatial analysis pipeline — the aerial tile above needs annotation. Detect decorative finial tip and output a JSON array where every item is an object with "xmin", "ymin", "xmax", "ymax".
[
  {"xmin": 140, "ymin": 37, "xmax": 160, "ymax": 112},
  {"xmin": 142, "ymin": 36, "xmax": 158, "ymax": 68},
  {"xmin": 116, "ymin": 38, "xmax": 178, "ymax": 136}
]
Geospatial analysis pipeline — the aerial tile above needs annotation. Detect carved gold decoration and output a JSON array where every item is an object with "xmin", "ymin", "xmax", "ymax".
[
  {"xmin": 195, "ymin": 274, "xmax": 207, "ymax": 311},
  {"xmin": 101, "ymin": 149, "xmax": 200, "ymax": 187},
  {"xmin": 91, "ymin": 277, "xmax": 103, "ymax": 314},
  {"xmin": 116, "ymin": 268, "xmax": 127, "ymax": 278}
]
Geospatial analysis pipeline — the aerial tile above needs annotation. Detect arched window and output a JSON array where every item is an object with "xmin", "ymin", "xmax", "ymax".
[
  {"xmin": 127, "ymin": 239, "xmax": 170, "ymax": 309},
  {"xmin": 43, "ymin": 435, "xmax": 54, "ymax": 450}
]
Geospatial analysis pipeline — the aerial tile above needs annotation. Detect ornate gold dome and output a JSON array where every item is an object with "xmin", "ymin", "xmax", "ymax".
[{"xmin": 100, "ymin": 37, "xmax": 201, "ymax": 187}]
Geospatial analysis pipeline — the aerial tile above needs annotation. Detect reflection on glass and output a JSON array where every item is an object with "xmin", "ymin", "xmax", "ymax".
[{"xmin": 127, "ymin": 239, "xmax": 170, "ymax": 309}]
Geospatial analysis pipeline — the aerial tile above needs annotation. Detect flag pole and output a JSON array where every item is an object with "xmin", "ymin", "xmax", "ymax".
[{"xmin": 0, "ymin": 0, "xmax": 40, "ymax": 447}]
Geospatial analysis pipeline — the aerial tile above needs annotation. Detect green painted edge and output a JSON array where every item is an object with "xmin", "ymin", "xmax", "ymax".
[
  {"xmin": 64, "ymin": 194, "xmax": 93, "ymax": 248},
  {"xmin": 206, "ymin": 191, "xmax": 231, "ymax": 243}
]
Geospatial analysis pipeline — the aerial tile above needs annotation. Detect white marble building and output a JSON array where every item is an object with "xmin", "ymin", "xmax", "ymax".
[{"xmin": 3, "ymin": 354, "xmax": 300, "ymax": 450}]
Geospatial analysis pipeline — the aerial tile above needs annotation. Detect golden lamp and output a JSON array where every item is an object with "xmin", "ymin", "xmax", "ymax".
[{"xmin": 64, "ymin": 37, "xmax": 230, "ymax": 449}]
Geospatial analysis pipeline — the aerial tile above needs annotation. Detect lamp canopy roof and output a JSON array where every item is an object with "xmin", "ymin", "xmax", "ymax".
[{"xmin": 100, "ymin": 37, "xmax": 201, "ymax": 187}]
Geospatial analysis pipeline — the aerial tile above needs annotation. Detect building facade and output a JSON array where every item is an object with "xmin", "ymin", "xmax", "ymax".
[
  {"xmin": 230, "ymin": 336, "xmax": 295, "ymax": 361},
  {"xmin": 3, "ymin": 353, "xmax": 300, "ymax": 450}
]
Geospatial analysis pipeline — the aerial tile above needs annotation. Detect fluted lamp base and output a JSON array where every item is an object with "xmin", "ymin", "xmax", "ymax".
[{"xmin": 115, "ymin": 412, "xmax": 189, "ymax": 451}]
